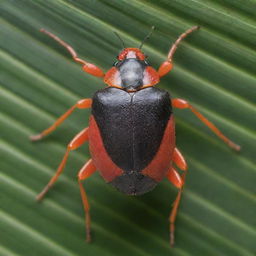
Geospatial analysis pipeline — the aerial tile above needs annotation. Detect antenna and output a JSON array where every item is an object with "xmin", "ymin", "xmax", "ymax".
[
  {"xmin": 113, "ymin": 31, "xmax": 125, "ymax": 49},
  {"xmin": 139, "ymin": 26, "xmax": 155, "ymax": 49}
]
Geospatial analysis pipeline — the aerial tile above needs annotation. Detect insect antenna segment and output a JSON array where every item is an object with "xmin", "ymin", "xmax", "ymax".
[
  {"xmin": 113, "ymin": 31, "xmax": 125, "ymax": 49},
  {"xmin": 139, "ymin": 26, "xmax": 155, "ymax": 49}
]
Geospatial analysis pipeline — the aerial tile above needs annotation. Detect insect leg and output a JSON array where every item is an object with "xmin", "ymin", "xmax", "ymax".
[
  {"xmin": 30, "ymin": 98, "xmax": 92, "ymax": 141},
  {"xmin": 40, "ymin": 29, "xmax": 105, "ymax": 77},
  {"xmin": 167, "ymin": 166, "xmax": 186, "ymax": 247},
  {"xmin": 158, "ymin": 26, "xmax": 199, "ymax": 77},
  {"xmin": 172, "ymin": 98, "xmax": 240, "ymax": 151},
  {"xmin": 173, "ymin": 147, "xmax": 187, "ymax": 171},
  {"xmin": 36, "ymin": 127, "xmax": 89, "ymax": 201},
  {"xmin": 78, "ymin": 159, "xmax": 97, "ymax": 242}
]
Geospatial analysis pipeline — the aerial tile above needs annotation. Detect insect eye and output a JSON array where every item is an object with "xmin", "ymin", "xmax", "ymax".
[
  {"xmin": 113, "ymin": 61, "xmax": 119, "ymax": 66},
  {"xmin": 144, "ymin": 60, "xmax": 149, "ymax": 66}
]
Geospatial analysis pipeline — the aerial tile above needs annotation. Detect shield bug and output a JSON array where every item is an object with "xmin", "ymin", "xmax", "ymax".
[{"xmin": 31, "ymin": 26, "xmax": 240, "ymax": 246}]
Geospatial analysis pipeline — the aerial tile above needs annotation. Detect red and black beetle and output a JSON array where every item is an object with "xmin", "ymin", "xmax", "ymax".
[{"xmin": 31, "ymin": 26, "xmax": 240, "ymax": 246}]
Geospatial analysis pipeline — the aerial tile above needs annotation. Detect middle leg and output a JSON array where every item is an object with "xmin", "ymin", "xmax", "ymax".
[
  {"xmin": 172, "ymin": 98, "xmax": 240, "ymax": 151},
  {"xmin": 30, "ymin": 98, "xmax": 92, "ymax": 141}
]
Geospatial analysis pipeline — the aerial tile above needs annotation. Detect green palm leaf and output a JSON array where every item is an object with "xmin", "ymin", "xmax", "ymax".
[{"xmin": 1, "ymin": 1, "xmax": 255, "ymax": 255}]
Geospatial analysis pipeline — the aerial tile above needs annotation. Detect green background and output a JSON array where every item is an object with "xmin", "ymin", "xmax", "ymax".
[{"xmin": 1, "ymin": 1, "xmax": 256, "ymax": 255}]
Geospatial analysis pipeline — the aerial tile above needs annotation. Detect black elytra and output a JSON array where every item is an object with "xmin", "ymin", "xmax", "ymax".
[{"xmin": 92, "ymin": 87, "xmax": 172, "ymax": 195}]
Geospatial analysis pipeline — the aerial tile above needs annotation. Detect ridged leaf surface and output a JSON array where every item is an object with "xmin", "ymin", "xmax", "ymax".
[{"xmin": 1, "ymin": 1, "xmax": 256, "ymax": 255}]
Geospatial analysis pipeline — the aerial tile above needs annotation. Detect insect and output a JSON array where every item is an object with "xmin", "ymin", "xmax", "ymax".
[{"xmin": 31, "ymin": 26, "xmax": 240, "ymax": 246}]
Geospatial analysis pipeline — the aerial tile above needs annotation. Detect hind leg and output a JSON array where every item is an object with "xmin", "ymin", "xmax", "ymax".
[
  {"xmin": 166, "ymin": 148, "xmax": 188, "ymax": 246},
  {"xmin": 37, "ymin": 127, "xmax": 89, "ymax": 201},
  {"xmin": 78, "ymin": 159, "xmax": 97, "ymax": 242},
  {"xmin": 173, "ymin": 147, "xmax": 188, "ymax": 171}
]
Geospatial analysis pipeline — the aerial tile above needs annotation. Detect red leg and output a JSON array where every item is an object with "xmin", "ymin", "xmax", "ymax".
[
  {"xmin": 167, "ymin": 166, "xmax": 187, "ymax": 247},
  {"xmin": 30, "ymin": 98, "xmax": 92, "ymax": 141},
  {"xmin": 40, "ymin": 29, "xmax": 105, "ymax": 77},
  {"xmin": 36, "ymin": 127, "xmax": 89, "ymax": 201},
  {"xmin": 173, "ymin": 147, "xmax": 188, "ymax": 171},
  {"xmin": 158, "ymin": 26, "xmax": 200, "ymax": 77},
  {"xmin": 172, "ymin": 98, "xmax": 240, "ymax": 151},
  {"xmin": 78, "ymin": 159, "xmax": 97, "ymax": 242}
]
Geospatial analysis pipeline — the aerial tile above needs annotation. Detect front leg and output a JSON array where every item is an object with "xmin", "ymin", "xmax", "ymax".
[
  {"xmin": 158, "ymin": 26, "xmax": 200, "ymax": 78},
  {"xmin": 40, "ymin": 29, "xmax": 105, "ymax": 77}
]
